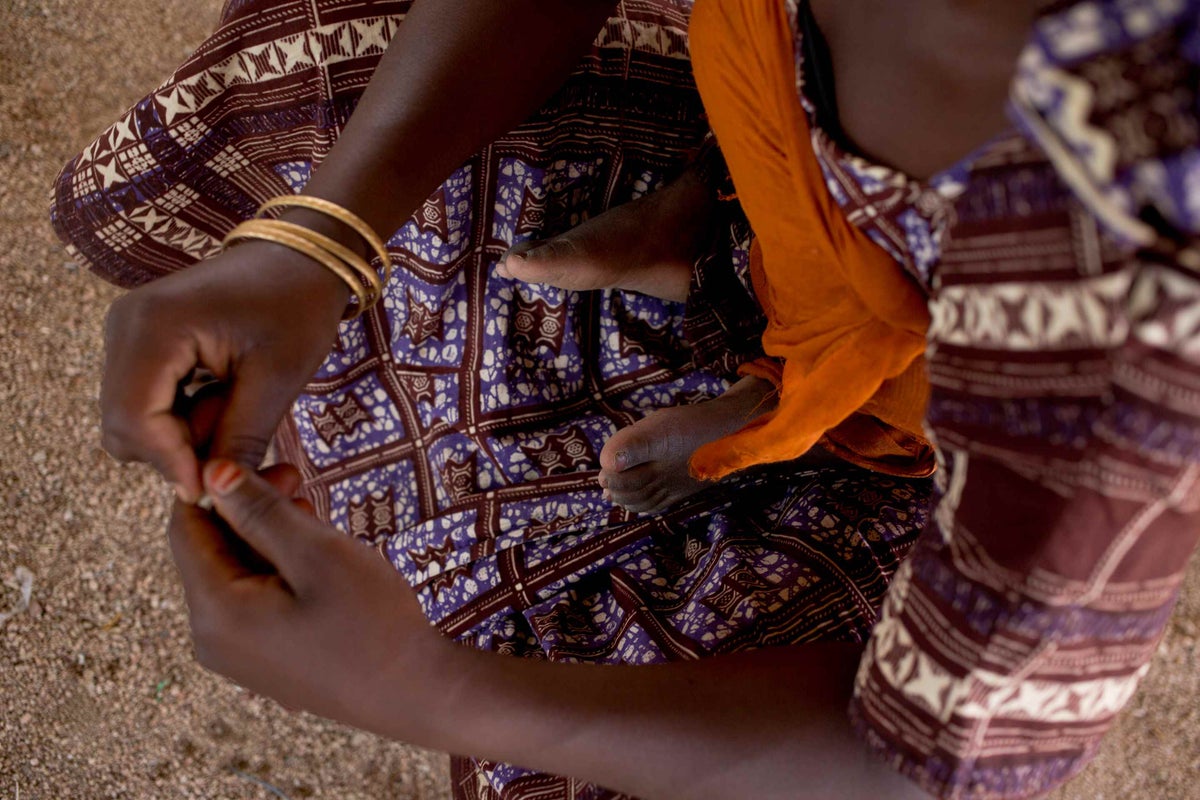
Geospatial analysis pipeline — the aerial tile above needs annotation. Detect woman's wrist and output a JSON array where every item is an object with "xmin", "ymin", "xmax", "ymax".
[
  {"xmin": 353, "ymin": 625, "xmax": 481, "ymax": 749},
  {"xmin": 276, "ymin": 206, "xmax": 373, "ymax": 260},
  {"xmin": 361, "ymin": 640, "xmax": 908, "ymax": 800},
  {"xmin": 222, "ymin": 237, "xmax": 353, "ymax": 324}
]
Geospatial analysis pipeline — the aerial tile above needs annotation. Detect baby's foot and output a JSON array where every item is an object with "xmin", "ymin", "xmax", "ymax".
[
  {"xmin": 496, "ymin": 169, "xmax": 714, "ymax": 303},
  {"xmin": 600, "ymin": 376, "xmax": 776, "ymax": 514}
]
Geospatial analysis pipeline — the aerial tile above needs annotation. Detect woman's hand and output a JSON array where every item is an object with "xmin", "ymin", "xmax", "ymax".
[
  {"xmin": 98, "ymin": 0, "xmax": 624, "ymax": 503},
  {"xmin": 169, "ymin": 462, "xmax": 931, "ymax": 800},
  {"xmin": 101, "ymin": 241, "xmax": 351, "ymax": 501},
  {"xmin": 169, "ymin": 459, "xmax": 453, "ymax": 734}
]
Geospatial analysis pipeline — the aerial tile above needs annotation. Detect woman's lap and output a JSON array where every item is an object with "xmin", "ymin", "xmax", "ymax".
[{"xmin": 51, "ymin": 1, "xmax": 931, "ymax": 797}]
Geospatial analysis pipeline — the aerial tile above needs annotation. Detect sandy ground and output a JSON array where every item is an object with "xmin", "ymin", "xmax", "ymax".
[{"xmin": 0, "ymin": 1, "xmax": 1196, "ymax": 799}]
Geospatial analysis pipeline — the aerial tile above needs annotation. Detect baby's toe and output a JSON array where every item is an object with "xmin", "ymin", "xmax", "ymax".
[
  {"xmin": 604, "ymin": 463, "xmax": 656, "ymax": 495},
  {"xmin": 601, "ymin": 420, "xmax": 664, "ymax": 473}
]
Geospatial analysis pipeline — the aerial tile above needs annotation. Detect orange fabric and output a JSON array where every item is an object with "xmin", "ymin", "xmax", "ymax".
[
  {"xmin": 688, "ymin": 0, "xmax": 933, "ymax": 481},
  {"xmin": 736, "ymin": 356, "xmax": 785, "ymax": 388},
  {"xmin": 736, "ymin": 354, "xmax": 935, "ymax": 479},
  {"xmin": 826, "ymin": 354, "xmax": 935, "ymax": 478}
]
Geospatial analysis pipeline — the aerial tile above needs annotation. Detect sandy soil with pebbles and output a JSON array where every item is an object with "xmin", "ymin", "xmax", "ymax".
[{"xmin": 0, "ymin": 1, "xmax": 1196, "ymax": 798}]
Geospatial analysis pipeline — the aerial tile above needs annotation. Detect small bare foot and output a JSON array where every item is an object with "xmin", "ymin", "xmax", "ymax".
[
  {"xmin": 599, "ymin": 376, "xmax": 776, "ymax": 514},
  {"xmin": 496, "ymin": 169, "xmax": 714, "ymax": 303}
]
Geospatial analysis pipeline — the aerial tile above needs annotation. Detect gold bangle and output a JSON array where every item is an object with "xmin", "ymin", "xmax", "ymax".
[
  {"xmin": 257, "ymin": 195, "xmax": 393, "ymax": 286},
  {"xmin": 261, "ymin": 219, "xmax": 383, "ymax": 303},
  {"xmin": 223, "ymin": 219, "xmax": 372, "ymax": 318}
]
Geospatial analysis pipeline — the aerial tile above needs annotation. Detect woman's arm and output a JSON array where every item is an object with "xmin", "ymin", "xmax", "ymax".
[
  {"xmin": 170, "ymin": 461, "xmax": 930, "ymax": 800},
  {"xmin": 99, "ymin": 0, "xmax": 619, "ymax": 499},
  {"xmin": 288, "ymin": 0, "xmax": 618, "ymax": 247},
  {"xmin": 424, "ymin": 639, "xmax": 927, "ymax": 800}
]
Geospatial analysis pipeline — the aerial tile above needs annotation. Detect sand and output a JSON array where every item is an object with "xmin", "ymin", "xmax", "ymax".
[{"xmin": 0, "ymin": 1, "xmax": 1195, "ymax": 798}]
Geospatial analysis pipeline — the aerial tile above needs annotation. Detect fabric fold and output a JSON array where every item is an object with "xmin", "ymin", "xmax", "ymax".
[{"xmin": 688, "ymin": 0, "xmax": 932, "ymax": 481}]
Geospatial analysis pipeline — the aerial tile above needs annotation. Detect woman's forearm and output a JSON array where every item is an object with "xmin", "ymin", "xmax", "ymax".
[
  {"xmin": 173, "ymin": 6, "xmax": 926, "ymax": 796},
  {"xmin": 290, "ymin": 0, "xmax": 617, "ymax": 245},
  {"xmin": 171, "ymin": 464, "xmax": 932, "ymax": 799},
  {"xmin": 387, "ymin": 641, "xmax": 929, "ymax": 800}
]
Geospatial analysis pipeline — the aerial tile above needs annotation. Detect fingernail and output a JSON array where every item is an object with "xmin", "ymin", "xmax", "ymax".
[
  {"xmin": 496, "ymin": 261, "xmax": 512, "ymax": 278},
  {"xmin": 602, "ymin": 489, "xmax": 612, "ymax": 502},
  {"xmin": 614, "ymin": 451, "xmax": 629, "ymax": 471},
  {"xmin": 205, "ymin": 460, "xmax": 244, "ymax": 496}
]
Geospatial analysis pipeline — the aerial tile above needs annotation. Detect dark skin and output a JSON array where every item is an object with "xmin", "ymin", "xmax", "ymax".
[
  {"xmin": 812, "ymin": 0, "xmax": 1039, "ymax": 180},
  {"xmin": 177, "ymin": 460, "xmax": 925, "ymax": 800},
  {"xmin": 102, "ymin": 0, "xmax": 618, "ymax": 502},
  {"xmin": 105, "ymin": 1, "xmax": 1040, "ymax": 797}
]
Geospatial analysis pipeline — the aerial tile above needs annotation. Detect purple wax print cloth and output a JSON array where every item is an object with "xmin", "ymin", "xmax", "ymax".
[{"xmin": 50, "ymin": 1, "xmax": 930, "ymax": 797}]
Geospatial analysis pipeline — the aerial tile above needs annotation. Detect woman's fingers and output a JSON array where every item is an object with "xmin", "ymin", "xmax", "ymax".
[
  {"xmin": 258, "ymin": 462, "xmax": 304, "ymax": 497},
  {"xmin": 293, "ymin": 497, "xmax": 317, "ymax": 516},
  {"xmin": 167, "ymin": 496, "xmax": 303, "ymax": 679},
  {"xmin": 98, "ymin": 241, "xmax": 349, "ymax": 501},
  {"xmin": 180, "ymin": 382, "xmax": 227, "ymax": 461},
  {"xmin": 167, "ymin": 500, "xmax": 255, "ymax": 597},
  {"xmin": 209, "ymin": 357, "xmax": 297, "ymax": 469},
  {"xmin": 168, "ymin": 463, "xmax": 307, "ymax": 606},
  {"xmin": 101, "ymin": 307, "xmax": 204, "ymax": 500},
  {"xmin": 202, "ymin": 459, "xmax": 332, "ymax": 588}
]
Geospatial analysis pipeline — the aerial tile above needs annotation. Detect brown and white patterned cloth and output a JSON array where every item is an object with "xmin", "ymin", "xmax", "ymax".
[
  {"xmin": 683, "ymin": 0, "xmax": 1200, "ymax": 796},
  {"xmin": 831, "ymin": 2, "xmax": 1200, "ymax": 797},
  {"xmin": 48, "ymin": 0, "xmax": 1200, "ymax": 797},
  {"xmin": 50, "ymin": 2, "xmax": 930, "ymax": 799}
]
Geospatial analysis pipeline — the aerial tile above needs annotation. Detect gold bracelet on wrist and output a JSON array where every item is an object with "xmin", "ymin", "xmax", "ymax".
[
  {"xmin": 259, "ymin": 218, "xmax": 383, "ymax": 304},
  {"xmin": 257, "ymin": 195, "xmax": 393, "ymax": 286},
  {"xmin": 222, "ymin": 219, "xmax": 372, "ymax": 318}
]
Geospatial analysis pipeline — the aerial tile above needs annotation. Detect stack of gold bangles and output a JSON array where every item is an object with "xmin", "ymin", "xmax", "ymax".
[{"xmin": 223, "ymin": 196, "xmax": 393, "ymax": 318}]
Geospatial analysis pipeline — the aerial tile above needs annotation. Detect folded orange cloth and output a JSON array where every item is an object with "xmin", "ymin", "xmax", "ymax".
[
  {"xmin": 819, "ymin": 356, "xmax": 934, "ymax": 479},
  {"xmin": 688, "ymin": 0, "xmax": 934, "ymax": 481}
]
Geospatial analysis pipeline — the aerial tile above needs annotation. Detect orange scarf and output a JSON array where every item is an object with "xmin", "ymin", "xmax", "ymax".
[{"xmin": 688, "ymin": 0, "xmax": 934, "ymax": 481}]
